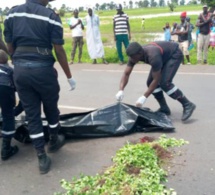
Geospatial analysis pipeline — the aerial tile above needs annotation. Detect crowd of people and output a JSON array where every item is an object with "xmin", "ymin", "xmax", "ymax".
[
  {"xmin": 1, "ymin": 0, "xmax": 212, "ymax": 175},
  {"xmin": 163, "ymin": 4, "xmax": 215, "ymax": 65}
]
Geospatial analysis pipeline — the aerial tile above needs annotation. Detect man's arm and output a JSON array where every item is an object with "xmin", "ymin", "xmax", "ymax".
[
  {"xmin": 119, "ymin": 65, "xmax": 133, "ymax": 90},
  {"xmin": 53, "ymin": 44, "xmax": 72, "ymax": 79},
  {"xmin": 113, "ymin": 20, "xmax": 116, "ymax": 41},
  {"xmin": 70, "ymin": 19, "xmax": 81, "ymax": 30},
  {"xmin": 0, "ymin": 39, "xmax": 9, "ymax": 55},
  {"xmin": 127, "ymin": 20, "xmax": 131, "ymax": 40},
  {"xmin": 144, "ymin": 70, "xmax": 161, "ymax": 98}
]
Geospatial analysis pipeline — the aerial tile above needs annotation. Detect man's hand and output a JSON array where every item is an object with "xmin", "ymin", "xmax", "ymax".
[
  {"xmin": 68, "ymin": 78, "xmax": 76, "ymax": 91},
  {"xmin": 136, "ymin": 96, "xmax": 147, "ymax": 108},
  {"xmin": 116, "ymin": 90, "xmax": 124, "ymax": 101}
]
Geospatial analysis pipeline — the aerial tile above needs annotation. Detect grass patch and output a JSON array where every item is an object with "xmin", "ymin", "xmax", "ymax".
[{"xmin": 56, "ymin": 135, "xmax": 188, "ymax": 195}]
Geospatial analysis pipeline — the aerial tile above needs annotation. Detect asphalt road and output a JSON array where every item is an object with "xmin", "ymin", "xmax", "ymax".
[{"xmin": 0, "ymin": 63, "xmax": 215, "ymax": 195}]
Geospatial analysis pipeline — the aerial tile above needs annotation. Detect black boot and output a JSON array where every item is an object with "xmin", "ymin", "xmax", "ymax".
[
  {"xmin": 38, "ymin": 152, "xmax": 51, "ymax": 174},
  {"xmin": 182, "ymin": 102, "xmax": 196, "ymax": 121},
  {"xmin": 47, "ymin": 134, "xmax": 65, "ymax": 153},
  {"xmin": 1, "ymin": 138, "xmax": 19, "ymax": 161},
  {"xmin": 156, "ymin": 98, "xmax": 171, "ymax": 116},
  {"xmin": 178, "ymin": 96, "xmax": 196, "ymax": 121}
]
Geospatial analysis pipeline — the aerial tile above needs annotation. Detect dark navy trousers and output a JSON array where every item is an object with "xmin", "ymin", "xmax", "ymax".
[{"xmin": 13, "ymin": 60, "xmax": 60, "ymax": 151}]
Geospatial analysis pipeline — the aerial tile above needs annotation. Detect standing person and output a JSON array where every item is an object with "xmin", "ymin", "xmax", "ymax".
[
  {"xmin": 69, "ymin": 9, "xmax": 84, "ymax": 64},
  {"xmin": 208, "ymin": 23, "xmax": 215, "ymax": 50},
  {"xmin": 115, "ymin": 41, "xmax": 196, "ymax": 122},
  {"xmin": 0, "ymin": 50, "xmax": 18, "ymax": 160},
  {"xmin": 4, "ymin": 0, "xmax": 76, "ymax": 174},
  {"xmin": 163, "ymin": 22, "xmax": 171, "ymax": 41},
  {"xmin": 171, "ymin": 22, "xmax": 178, "ymax": 42},
  {"xmin": 85, "ymin": 8, "xmax": 108, "ymax": 64},
  {"xmin": 113, "ymin": 4, "xmax": 131, "ymax": 65},
  {"xmin": 196, "ymin": 5, "xmax": 213, "ymax": 64},
  {"xmin": 141, "ymin": 18, "xmax": 145, "ymax": 30},
  {"xmin": 173, "ymin": 12, "xmax": 191, "ymax": 65},
  {"xmin": 186, "ymin": 17, "xmax": 195, "ymax": 47}
]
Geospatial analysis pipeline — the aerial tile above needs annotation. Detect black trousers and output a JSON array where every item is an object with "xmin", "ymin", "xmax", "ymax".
[
  {"xmin": 147, "ymin": 48, "xmax": 184, "ymax": 100},
  {"xmin": 13, "ymin": 62, "xmax": 60, "ymax": 151},
  {"xmin": 0, "ymin": 85, "xmax": 16, "ymax": 138}
]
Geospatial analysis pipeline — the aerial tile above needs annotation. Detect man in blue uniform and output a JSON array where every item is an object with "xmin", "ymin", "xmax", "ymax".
[
  {"xmin": 116, "ymin": 41, "xmax": 196, "ymax": 122},
  {"xmin": 4, "ymin": 0, "xmax": 76, "ymax": 174}
]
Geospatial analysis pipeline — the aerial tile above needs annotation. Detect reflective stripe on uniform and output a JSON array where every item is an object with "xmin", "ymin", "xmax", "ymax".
[
  {"xmin": 1, "ymin": 130, "xmax": 16, "ymax": 135},
  {"xmin": 6, "ymin": 13, "xmax": 62, "ymax": 28},
  {"xmin": 30, "ymin": 132, "xmax": 44, "ymax": 139},
  {"xmin": 152, "ymin": 87, "xmax": 162, "ymax": 94},
  {"xmin": 167, "ymin": 86, "xmax": 178, "ymax": 95},
  {"xmin": 49, "ymin": 123, "xmax": 59, "ymax": 128}
]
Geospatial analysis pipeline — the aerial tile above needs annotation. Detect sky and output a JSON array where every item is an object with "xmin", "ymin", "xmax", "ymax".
[{"xmin": 0, "ymin": 0, "xmax": 191, "ymax": 10}]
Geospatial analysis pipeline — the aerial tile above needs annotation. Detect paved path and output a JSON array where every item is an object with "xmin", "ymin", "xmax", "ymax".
[{"xmin": 0, "ymin": 63, "xmax": 215, "ymax": 195}]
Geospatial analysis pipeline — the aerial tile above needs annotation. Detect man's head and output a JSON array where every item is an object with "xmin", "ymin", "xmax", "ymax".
[
  {"xmin": 126, "ymin": 42, "xmax": 143, "ymax": 63},
  {"xmin": 180, "ymin": 12, "xmax": 186, "ymax": 22},
  {"xmin": 40, "ymin": 0, "xmax": 55, "ymax": 6},
  {"xmin": 0, "ymin": 49, "xmax": 8, "ymax": 64},
  {"xmin": 186, "ymin": 17, "xmax": 190, "ymax": 22},
  {"xmin": 88, "ymin": 8, "xmax": 93, "ymax": 17},
  {"xmin": 203, "ymin": 5, "xmax": 208, "ymax": 14},
  {"xmin": 73, "ymin": 9, "xmax": 79, "ymax": 18},
  {"xmin": 116, "ymin": 4, "xmax": 123, "ymax": 14}
]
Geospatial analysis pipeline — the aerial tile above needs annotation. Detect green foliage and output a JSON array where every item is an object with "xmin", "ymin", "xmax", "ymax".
[
  {"xmin": 56, "ymin": 135, "xmax": 188, "ymax": 195},
  {"xmin": 201, "ymin": 0, "xmax": 215, "ymax": 7}
]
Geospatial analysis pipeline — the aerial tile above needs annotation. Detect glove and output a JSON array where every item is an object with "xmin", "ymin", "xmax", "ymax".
[
  {"xmin": 68, "ymin": 78, "xmax": 76, "ymax": 91},
  {"xmin": 136, "ymin": 96, "xmax": 147, "ymax": 108},
  {"xmin": 115, "ymin": 90, "xmax": 124, "ymax": 101}
]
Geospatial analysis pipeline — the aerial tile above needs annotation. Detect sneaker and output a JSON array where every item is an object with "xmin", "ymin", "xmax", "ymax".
[
  {"xmin": 181, "ymin": 102, "xmax": 196, "ymax": 121},
  {"xmin": 47, "ymin": 134, "xmax": 65, "ymax": 153},
  {"xmin": 119, "ymin": 61, "xmax": 124, "ymax": 65},
  {"xmin": 187, "ymin": 62, "xmax": 191, "ymax": 65},
  {"xmin": 38, "ymin": 153, "xmax": 51, "ymax": 174}
]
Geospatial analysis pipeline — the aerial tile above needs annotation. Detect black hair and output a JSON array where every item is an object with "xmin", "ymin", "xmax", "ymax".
[{"xmin": 126, "ymin": 42, "xmax": 143, "ymax": 56}]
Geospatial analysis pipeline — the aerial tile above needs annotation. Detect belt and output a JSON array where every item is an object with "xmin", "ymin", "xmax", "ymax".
[{"xmin": 16, "ymin": 46, "xmax": 52, "ymax": 55}]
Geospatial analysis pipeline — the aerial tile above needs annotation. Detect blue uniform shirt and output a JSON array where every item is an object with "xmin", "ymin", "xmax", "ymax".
[{"xmin": 4, "ymin": 0, "xmax": 64, "ymax": 63}]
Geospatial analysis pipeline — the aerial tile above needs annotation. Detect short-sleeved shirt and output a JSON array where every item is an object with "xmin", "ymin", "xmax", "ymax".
[
  {"xmin": 113, "ymin": 13, "xmax": 129, "ymax": 35},
  {"xmin": 198, "ymin": 12, "xmax": 212, "ymax": 35},
  {"xmin": 69, "ymin": 17, "xmax": 83, "ymax": 37},
  {"xmin": 128, "ymin": 41, "xmax": 179, "ymax": 72},
  {"xmin": 4, "ymin": 0, "xmax": 64, "ymax": 63},
  {"xmin": 178, "ymin": 22, "xmax": 188, "ymax": 42}
]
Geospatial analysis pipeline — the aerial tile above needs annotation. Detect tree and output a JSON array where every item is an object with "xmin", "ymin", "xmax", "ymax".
[
  {"xmin": 201, "ymin": 0, "xmax": 215, "ymax": 7},
  {"xmin": 180, "ymin": 0, "xmax": 185, "ymax": 5},
  {"xmin": 123, "ymin": 1, "xmax": 127, "ymax": 9},
  {"xmin": 168, "ymin": 1, "xmax": 176, "ymax": 11},
  {"xmin": 95, "ymin": 3, "xmax": 100, "ymax": 10},
  {"xmin": 171, "ymin": 0, "xmax": 178, "ymax": 4},
  {"xmin": 159, "ymin": 0, "xmax": 165, "ymax": 6},
  {"xmin": 100, "ymin": 3, "xmax": 107, "ymax": 10},
  {"xmin": 143, "ymin": 0, "xmax": 150, "ymax": 7},
  {"xmin": 47, "ymin": 3, "xmax": 52, "ymax": 9},
  {"xmin": 129, "ymin": 0, "xmax": 133, "ymax": 9},
  {"xmin": 150, "ymin": 0, "xmax": 157, "ymax": 7}
]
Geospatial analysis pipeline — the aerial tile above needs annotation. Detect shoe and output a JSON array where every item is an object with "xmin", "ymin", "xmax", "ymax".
[
  {"xmin": 181, "ymin": 102, "xmax": 196, "ymax": 121},
  {"xmin": 103, "ymin": 60, "xmax": 108, "ymax": 64},
  {"xmin": 1, "ymin": 145, "xmax": 19, "ymax": 161},
  {"xmin": 156, "ymin": 106, "xmax": 171, "ymax": 116},
  {"xmin": 197, "ymin": 60, "xmax": 201, "ymax": 65},
  {"xmin": 38, "ymin": 153, "xmax": 51, "ymax": 174},
  {"xmin": 47, "ymin": 134, "xmax": 65, "ymax": 153},
  {"xmin": 187, "ymin": 62, "xmax": 191, "ymax": 65},
  {"xmin": 92, "ymin": 59, "xmax": 97, "ymax": 64},
  {"xmin": 78, "ymin": 60, "xmax": 82, "ymax": 63},
  {"xmin": 69, "ymin": 61, "xmax": 73, "ymax": 65},
  {"xmin": 119, "ymin": 61, "xmax": 124, "ymax": 65},
  {"xmin": 203, "ymin": 60, "xmax": 207, "ymax": 64},
  {"xmin": 1, "ymin": 138, "xmax": 19, "ymax": 161}
]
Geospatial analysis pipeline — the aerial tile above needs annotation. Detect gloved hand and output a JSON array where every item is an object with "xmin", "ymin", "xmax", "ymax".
[
  {"xmin": 68, "ymin": 77, "xmax": 76, "ymax": 91},
  {"xmin": 115, "ymin": 90, "xmax": 124, "ymax": 101},
  {"xmin": 136, "ymin": 96, "xmax": 147, "ymax": 108}
]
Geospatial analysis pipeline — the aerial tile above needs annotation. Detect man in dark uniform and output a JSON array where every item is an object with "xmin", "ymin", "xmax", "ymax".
[
  {"xmin": 4, "ymin": 0, "xmax": 76, "ymax": 174},
  {"xmin": 115, "ymin": 41, "xmax": 196, "ymax": 122}
]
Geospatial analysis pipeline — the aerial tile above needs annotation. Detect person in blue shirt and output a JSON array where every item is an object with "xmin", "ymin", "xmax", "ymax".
[
  {"xmin": 4, "ymin": 0, "xmax": 76, "ymax": 174},
  {"xmin": 163, "ymin": 22, "xmax": 171, "ymax": 41}
]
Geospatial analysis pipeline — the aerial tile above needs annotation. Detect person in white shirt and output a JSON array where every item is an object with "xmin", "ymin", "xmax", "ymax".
[{"xmin": 69, "ymin": 9, "xmax": 84, "ymax": 64}]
